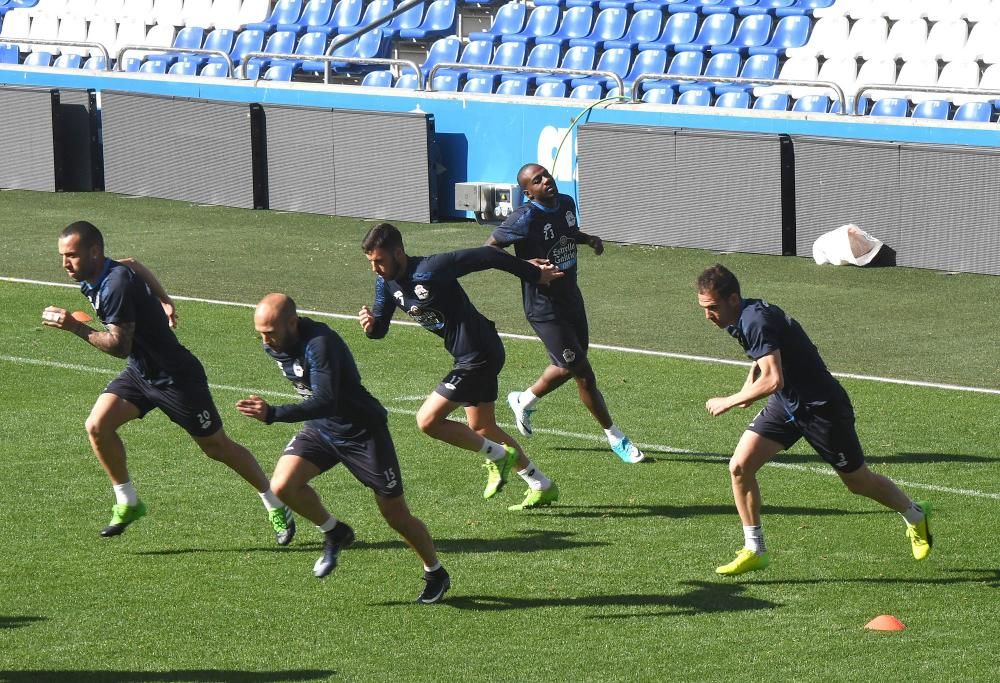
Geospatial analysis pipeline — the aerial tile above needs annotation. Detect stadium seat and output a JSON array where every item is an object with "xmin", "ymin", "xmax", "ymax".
[
  {"xmin": 792, "ymin": 93, "xmax": 830, "ymax": 112},
  {"xmin": 120, "ymin": 0, "xmax": 152, "ymax": 21},
  {"xmin": 320, "ymin": 0, "xmax": 364, "ymax": 37},
  {"xmin": 139, "ymin": 58, "xmax": 168, "ymax": 73},
  {"xmin": 604, "ymin": 9, "xmax": 661, "ymax": 51},
  {"xmin": 924, "ymin": 18, "xmax": 968, "ymax": 60},
  {"xmin": 150, "ymin": 0, "xmax": 183, "ymax": 26},
  {"xmin": 838, "ymin": 16, "xmax": 888, "ymax": 59},
  {"xmin": 534, "ymin": 81, "xmax": 567, "ymax": 97},
  {"xmin": 54, "ymin": 14, "xmax": 88, "ymax": 56},
  {"xmin": 655, "ymin": 50, "xmax": 705, "ymax": 91},
  {"xmin": 180, "ymin": 0, "xmax": 214, "ymax": 29},
  {"xmin": 83, "ymin": 54, "xmax": 108, "ymax": 69},
  {"xmin": 703, "ymin": 0, "xmax": 761, "ymax": 15},
  {"xmin": 399, "ymin": 0, "xmax": 457, "ymax": 41},
  {"xmin": 895, "ymin": 58, "xmax": 940, "ymax": 101},
  {"xmin": 679, "ymin": 51, "xmax": 740, "ymax": 93},
  {"xmin": 569, "ymin": 7, "xmax": 627, "ymax": 49},
  {"xmin": 536, "ymin": 6, "xmax": 594, "ymax": 46},
  {"xmin": 23, "ymin": 48, "xmax": 51, "ymax": 65},
  {"xmin": 637, "ymin": 10, "xmax": 697, "ymax": 51},
  {"xmin": 502, "ymin": 42, "xmax": 559, "ymax": 87},
  {"xmin": 753, "ymin": 92, "xmax": 789, "ymax": 110},
  {"xmin": 714, "ymin": 14, "xmax": 772, "ymax": 55},
  {"xmin": 115, "ymin": 17, "xmax": 150, "ymax": 59},
  {"xmin": 570, "ymin": 46, "xmax": 630, "ymax": 92},
  {"xmin": 435, "ymin": 38, "xmax": 490, "ymax": 84},
  {"xmin": 642, "ymin": 86, "xmax": 676, "ymax": 104},
  {"xmin": 624, "ymin": 48, "xmax": 667, "ymax": 91},
  {"xmin": 279, "ymin": 0, "xmax": 336, "ymax": 34},
  {"xmin": 262, "ymin": 63, "xmax": 295, "ymax": 80},
  {"xmin": 502, "ymin": 5, "xmax": 560, "ymax": 45},
  {"xmin": 867, "ymin": 97, "xmax": 908, "ymax": 117},
  {"xmin": 229, "ymin": 0, "xmax": 271, "ymax": 30},
  {"xmin": 536, "ymin": 45, "xmax": 596, "ymax": 85},
  {"xmin": 91, "ymin": 0, "xmax": 125, "ymax": 21},
  {"xmin": 715, "ymin": 90, "xmax": 750, "ymax": 108},
  {"xmin": 382, "ymin": 0, "xmax": 425, "ymax": 39},
  {"xmin": 176, "ymin": 26, "xmax": 234, "ymax": 68},
  {"xmin": 206, "ymin": 0, "xmax": 241, "ymax": 30},
  {"xmin": 863, "ymin": 17, "xmax": 927, "ymax": 62},
  {"xmin": 953, "ymin": 101, "xmax": 993, "ymax": 122},
  {"xmin": 461, "ymin": 75, "xmax": 494, "ymax": 93},
  {"xmin": 962, "ymin": 0, "xmax": 1000, "ymax": 23},
  {"xmin": 570, "ymin": 83, "xmax": 605, "ymax": 99},
  {"xmin": 241, "ymin": 30, "xmax": 298, "ymax": 79},
  {"xmin": 167, "ymin": 58, "xmax": 198, "ymax": 74},
  {"xmin": 786, "ymin": 14, "xmax": 847, "ymax": 59},
  {"xmin": 52, "ymin": 52, "xmax": 83, "ymax": 68},
  {"xmin": 469, "ymin": 1, "xmax": 526, "ymax": 43},
  {"xmin": 496, "ymin": 78, "xmax": 529, "ymax": 96},
  {"xmin": 0, "ymin": 43, "xmax": 19, "ymax": 64},
  {"xmin": 25, "ymin": 10, "xmax": 57, "ymax": 53},
  {"xmin": 353, "ymin": 0, "xmax": 394, "ymax": 34},
  {"xmin": 0, "ymin": 9, "xmax": 30, "ymax": 52},
  {"xmin": 268, "ymin": 30, "xmax": 328, "ymax": 74},
  {"xmin": 417, "ymin": 35, "xmax": 461, "ymax": 79},
  {"xmin": 316, "ymin": 27, "xmax": 384, "ymax": 73},
  {"xmin": 741, "ymin": 0, "xmax": 795, "ymax": 16},
  {"xmin": 677, "ymin": 88, "xmax": 712, "ymax": 106},
  {"xmin": 747, "ymin": 14, "xmax": 809, "ymax": 56},
  {"xmin": 673, "ymin": 12, "xmax": 734, "ymax": 53},
  {"xmin": 361, "ymin": 69, "xmax": 394, "ymax": 86},
  {"xmin": 911, "ymin": 100, "xmax": 951, "ymax": 120},
  {"xmin": 394, "ymin": 72, "xmax": 419, "ymax": 89},
  {"xmin": 245, "ymin": 0, "xmax": 304, "ymax": 34}
]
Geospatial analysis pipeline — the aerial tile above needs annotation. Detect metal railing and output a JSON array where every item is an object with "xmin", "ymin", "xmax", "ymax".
[
  {"xmin": 116, "ymin": 45, "xmax": 234, "ymax": 76},
  {"xmin": 854, "ymin": 82, "xmax": 1000, "ymax": 114},
  {"xmin": 239, "ymin": 52, "xmax": 420, "ymax": 85},
  {"xmin": 632, "ymin": 73, "xmax": 849, "ymax": 113},
  {"xmin": 322, "ymin": 0, "xmax": 426, "ymax": 83},
  {"xmin": 427, "ymin": 62, "xmax": 625, "ymax": 96},
  {"xmin": 0, "ymin": 36, "xmax": 110, "ymax": 69}
]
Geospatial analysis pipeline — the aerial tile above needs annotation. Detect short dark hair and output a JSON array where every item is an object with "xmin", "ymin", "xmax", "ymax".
[
  {"xmin": 516, "ymin": 162, "xmax": 544, "ymax": 189},
  {"xmin": 60, "ymin": 221, "xmax": 104, "ymax": 251},
  {"xmin": 361, "ymin": 223, "xmax": 403, "ymax": 253},
  {"xmin": 697, "ymin": 264, "xmax": 741, "ymax": 299}
]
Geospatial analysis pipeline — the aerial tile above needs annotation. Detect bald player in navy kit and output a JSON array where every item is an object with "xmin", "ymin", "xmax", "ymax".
[{"xmin": 359, "ymin": 223, "xmax": 562, "ymax": 511}]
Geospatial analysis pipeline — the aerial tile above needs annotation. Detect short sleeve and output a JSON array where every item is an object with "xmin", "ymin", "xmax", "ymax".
[
  {"xmin": 99, "ymin": 271, "xmax": 135, "ymax": 326},
  {"xmin": 742, "ymin": 309, "xmax": 782, "ymax": 361}
]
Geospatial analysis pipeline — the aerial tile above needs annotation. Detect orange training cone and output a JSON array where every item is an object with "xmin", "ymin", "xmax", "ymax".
[{"xmin": 865, "ymin": 615, "xmax": 906, "ymax": 631}]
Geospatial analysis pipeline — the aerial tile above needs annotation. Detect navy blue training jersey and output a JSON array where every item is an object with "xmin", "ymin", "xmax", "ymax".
[
  {"xmin": 366, "ymin": 246, "xmax": 541, "ymax": 368},
  {"xmin": 728, "ymin": 298, "xmax": 846, "ymax": 414},
  {"xmin": 264, "ymin": 317, "xmax": 387, "ymax": 440},
  {"xmin": 490, "ymin": 193, "xmax": 586, "ymax": 322},
  {"xmin": 81, "ymin": 258, "xmax": 202, "ymax": 385}
]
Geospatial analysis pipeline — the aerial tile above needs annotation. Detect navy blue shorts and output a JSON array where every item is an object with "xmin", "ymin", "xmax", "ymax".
[
  {"xmin": 104, "ymin": 365, "xmax": 222, "ymax": 438},
  {"xmin": 530, "ymin": 309, "xmax": 589, "ymax": 369},
  {"xmin": 283, "ymin": 423, "xmax": 403, "ymax": 498},
  {"xmin": 435, "ymin": 348, "xmax": 505, "ymax": 407},
  {"xmin": 747, "ymin": 394, "xmax": 866, "ymax": 473}
]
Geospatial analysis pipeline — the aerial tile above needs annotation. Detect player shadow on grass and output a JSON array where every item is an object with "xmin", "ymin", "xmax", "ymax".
[
  {"xmin": 377, "ymin": 580, "xmax": 780, "ymax": 616},
  {"xmin": 133, "ymin": 530, "xmax": 607, "ymax": 556},
  {"xmin": 0, "ymin": 616, "xmax": 45, "ymax": 630},
  {"xmin": 743, "ymin": 568, "xmax": 1000, "ymax": 589},
  {"xmin": 529, "ymin": 504, "xmax": 879, "ymax": 520},
  {"xmin": 0, "ymin": 670, "xmax": 336, "ymax": 682},
  {"xmin": 769, "ymin": 452, "xmax": 997, "ymax": 465}
]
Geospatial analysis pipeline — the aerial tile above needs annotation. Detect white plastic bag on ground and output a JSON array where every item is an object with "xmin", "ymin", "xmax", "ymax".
[{"xmin": 812, "ymin": 224, "xmax": 885, "ymax": 266}]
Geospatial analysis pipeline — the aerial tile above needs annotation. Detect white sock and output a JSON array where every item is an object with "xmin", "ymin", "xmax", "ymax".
[
  {"xmin": 317, "ymin": 516, "xmax": 339, "ymax": 533},
  {"xmin": 743, "ymin": 525, "xmax": 766, "ymax": 554},
  {"xmin": 259, "ymin": 488, "xmax": 282, "ymax": 511},
  {"xmin": 113, "ymin": 481, "xmax": 138, "ymax": 506},
  {"xmin": 900, "ymin": 502, "xmax": 925, "ymax": 525},
  {"xmin": 479, "ymin": 438, "xmax": 508, "ymax": 461},
  {"xmin": 517, "ymin": 462, "xmax": 551, "ymax": 491},
  {"xmin": 604, "ymin": 425, "xmax": 626, "ymax": 443},
  {"xmin": 519, "ymin": 390, "xmax": 539, "ymax": 410},
  {"xmin": 424, "ymin": 561, "xmax": 442, "ymax": 573}
]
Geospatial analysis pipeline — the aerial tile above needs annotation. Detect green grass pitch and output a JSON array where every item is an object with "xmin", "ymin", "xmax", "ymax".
[{"xmin": 0, "ymin": 190, "xmax": 998, "ymax": 681}]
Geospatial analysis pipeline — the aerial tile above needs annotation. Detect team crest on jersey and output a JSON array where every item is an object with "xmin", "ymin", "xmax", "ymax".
[
  {"xmin": 566, "ymin": 211, "xmax": 577, "ymax": 227},
  {"xmin": 414, "ymin": 284, "xmax": 430, "ymax": 300},
  {"xmin": 292, "ymin": 361, "xmax": 304, "ymax": 377},
  {"xmin": 562, "ymin": 348, "xmax": 576, "ymax": 364}
]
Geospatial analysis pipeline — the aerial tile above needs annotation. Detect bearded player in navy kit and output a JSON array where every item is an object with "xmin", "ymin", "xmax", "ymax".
[
  {"xmin": 487, "ymin": 163, "xmax": 645, "ymax": 464},
  {"xmin": 697, "ymin": 264, "xmax": 933, "ymax": 576},
  {"xmin": 237, "ymin": 294, "xmax": 449, "ymax": 603},
  {"xmin": 359, "ymin": 222, "xmax": 562, "ymax": 511},
  {"xmin": 42, "ymin": 221, "xmax": 294, "ymax": 542}
]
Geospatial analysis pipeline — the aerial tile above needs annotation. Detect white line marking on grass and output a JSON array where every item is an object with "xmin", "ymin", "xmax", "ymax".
[
  {"xmin": 2, "ymin": 353, "xmax": 998, "ymax": 501},
  {"xmin": 5, "ymin": 276, "xmax": 1000, "ymax": 395}
]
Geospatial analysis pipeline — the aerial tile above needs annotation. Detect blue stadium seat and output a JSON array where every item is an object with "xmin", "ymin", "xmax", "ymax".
[
  {"xmin": 243, "ymin": 30, "xmax": 297, "ymax": 80},
  {"xmin": 569, "ymin": 7, "xmax": 627, "ymax": 49},
  {"xmin": 461, "ymin": 41, "xmax": 525, "ymax": 90},
  {"xmin": 168, "ymin": 59, "xmax": 199, "ymax": 75},
  {"xmin": 537, "ymin": 45, "xmax": 596, "ymax": 85},
  {"xmin": 748, "ymin": 14, "xmax": 809, "ymax": 56},
  {"xmin": 533, "ymin": 0, "xmax": 562, "ymax": 5},
  {"xmin": 713, "ymin": 14, "xmax": 772, "ymax": 55},
  {"xmin": 418, "ymin": 35, "xmax": 461, "ymax": 78},
  {"xmin": 361, "ymin": 69, "xmax": 394, "ymax": 86},
  {"xmin": 715, "ymin": 90, "xmax": 750, "ymax": 107},
  {"xmin": 774, "ymin": 0, "xmax": 833, "ymax": 17},
  {"xmin": 535, "ymin": 81, "xmax": 568, "ymax": 97},
  {"xmin": 433, "ymin": 38, "xmax": 491, "ymax": 85},
  {"xmin": 738, "ymin": 0, "xmax": 793, "ymax": 15},
  {"xmin": 673, "ymin": 12, "xmax": 735, "ymax": 53},
  {"xmin": 637, "ymin": 11, "xmax": 697, "ymax": 51},
  {"xmin": 22, "ymin": 51, "xmax": 51, "ymax": 67},
  {"xmin": 715, "ymin": 52, "xmax": 777, "ymax": 94},
  {"xmin": 911, "ymin": 100, "xmax": 951, "ymax": 121},
  {"xmin": 653, "ymin": 50, "xmax": 704, "ymax": 91},
  {"xmin": 571, "ymin": 83, "xmax": 605, "ymax": 99},
  {"xmin": 502, "ymin": 42, "xmax": 560, "ymax": 87},
  {"xmin": 399, "ymin": 0, "xmax": 457, "ymax": 40},
  {"xmin": 792, "ymin": 93, "xmax": 830, "ymax": 112},
  {"xmin": 502, "ymin": 5, "xmax": 562, "ymax": 45},
  {"xmin": 139, "ymin": 59, "xmax": 168, "ymax": 73},
  {"xmin": 677, "ymin": 88, "xmax": 712, "ymax": 106},
  {"xmin": 462, "ymin": 75, "xmax": 495, "ymax": 92},
  {"xmin": 270, "ymin": 30, "xmax": 328, "ymax": 73},
  {"xmin": 354, "ymin": 0, "xmax": 395, "ymax": 33},
  {"xmin": 679, "ymin": 51, "xmax": 740, "ymax": 93},
  {"xmin": 84, "ymin": 56, "xmax": 108, "ymax": 71},
  {"xmin": 753, "ymin": 92, "xmax": 790, "ymax": 110},
  {"xmin": 321, "ymin": 0, "xmax": 364, "ymax": 36},
  {"xmin": 953, "ymin": 101, "xmax": 993, "ymax": 123},
  {"xmin": 605, "ymin": 9, "xmax": 661, "ymax": 51},
  {"xmin": 703, "ymin": 0, "xmax": 760, "ymax": 15},
  {"xmin": 642, "ymin": 86, "xmax": 676, "ymax": 103},
  {"xmin": 53, "ymin": 53, "xmax": 83, "ymax": 69},
  {"xmin": 317, "ymin": 28, "xmax": 385, "ymax": 73},
  {"xmin": 624, "ymin": 48, "xmax": 668, "ymax": 91},
  {"xmin": 667, "ymin": 0, "xmax": 721, "ymax": 14},
  {"xmin": 395, "ymin": 73, "xmax": 420, "ymax": 88},
  {"xmin": 198, "ymin": 29, "xmax": 262, "ymax": 74},
  {"xmin": 537, "ymin": 6, "xmax": 594, "ymax": 46},
  {"xmin": 0, "ymin": 44, "xmax": 16, "ymax": 64},
  {"xmin": 383, "ymin": 0, "xmax": 425, "ymax": 39},
  {"xmin": 263, "ymin": 63, "xmax": 295, "ymax": 80},
  {"xmin": 868, "ymin": 97, "xmax": 908, "ymax": 117},
  {"xmin": 278, "ymin": 0, "xmax": 335, "ymax": 34},
  {"xmin": 144, "ymin": 26, "xmax": 207, "ymax": 70},
  {"xmin": 570, "ymin": 46, "xmax": 630, "ymax": 91},
  {"xmin": 245, "ymin": 0, "xmax": 305, "ymax": 33},
  {"xmin": 496, "ymin": 78, "xmax": 529, "ymax": 95},
  {"xmin": 469, "ymin": 1, "xmax": 526, "ymax": 43}
]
